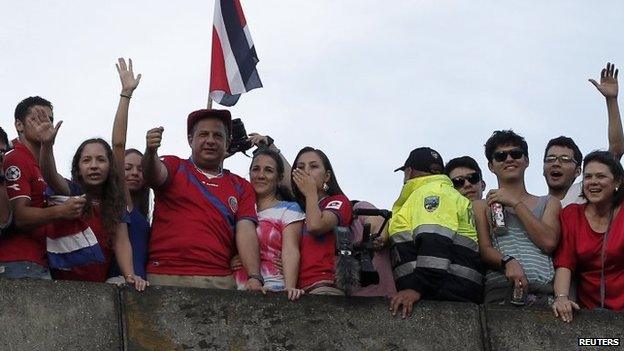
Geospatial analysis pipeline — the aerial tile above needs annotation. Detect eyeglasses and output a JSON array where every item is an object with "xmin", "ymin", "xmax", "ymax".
[
  {"xmin": 451, "ymin": 172, "xmax": 481, "ymax": 188},
  {"xmin": 492, "ymin": 148, "xmax": 525, "ymax": 162},
  {"xmin": 544, "ymin": 155, "xmax": 577, "ymax": 165}
]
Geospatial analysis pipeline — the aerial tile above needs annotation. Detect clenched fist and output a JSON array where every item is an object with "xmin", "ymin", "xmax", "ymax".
[{"xmin": 146, "ymin": 127, "xmax": 164, "ymax": 153}]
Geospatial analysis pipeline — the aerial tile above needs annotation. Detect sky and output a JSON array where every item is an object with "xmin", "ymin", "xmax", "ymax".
[{"xmin": 1, "ymin": 1, "xmax": 624, "ymax": 209}]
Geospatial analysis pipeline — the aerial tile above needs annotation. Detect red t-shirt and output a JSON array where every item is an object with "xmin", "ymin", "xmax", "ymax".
[
  {"xmin": 298, "ymin": 194, "xmax": 352, "ymax": 289},
  {"xmin": 554, "ymin": 204, "xmax": 624, "ymax": 311},
  {"xmin": 53, "ymin": 204, "xmax": 113, "ymax": 282},
  {"xmin": 147, "ymin": 156, "xmax": 257, "ymax": 276},
  {"xmin": 0, "ymin": 140, "xmax": 47, "ymax": 265}
]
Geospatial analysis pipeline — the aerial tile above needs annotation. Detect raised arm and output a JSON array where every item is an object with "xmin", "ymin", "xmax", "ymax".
[
  {"xmin": 141, "ymin": 127, "xmax": 168, "ymax": 187},
  {"xmin": 589, "ymin": 62, "xmax": 623, "ymax": 160},
  {"xmin": 112, "ymin": 58, "xmax": 142, "ymax": 208},
  {"xmin": 291, "ymin": 169, "xmax": 339, "ymax": 235},
  {"xmin": 30, "ymin": 106, "xmax": 70, "ymax": 195}
]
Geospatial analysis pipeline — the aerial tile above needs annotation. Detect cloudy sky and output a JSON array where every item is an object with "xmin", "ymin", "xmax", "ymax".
[{"xmin": 2, "ymin": 1, "xmax": 623, "ymax": 209}]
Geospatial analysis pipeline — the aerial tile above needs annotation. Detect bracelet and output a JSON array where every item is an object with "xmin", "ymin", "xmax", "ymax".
[
  {"xmin": 120, "ymin": 93, "xmax": 132, "ymax": 99},
  {"xmin": 555, "ymin": 294, "xmax": 568, "ymax": 299},
  {"xmin": 124, "ymin": 274, "xmax": 134, "ymax": 279}
]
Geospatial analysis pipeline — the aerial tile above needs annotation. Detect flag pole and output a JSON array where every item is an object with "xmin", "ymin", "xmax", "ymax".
[{"xmin": 207, "ymin": 96, "xmax": 213, "ymax": 109}]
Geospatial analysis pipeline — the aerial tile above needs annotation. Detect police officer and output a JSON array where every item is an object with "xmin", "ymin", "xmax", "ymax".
[{"xmin": 389, "ymin": 147, "xmax": 483, "ymax": 318}]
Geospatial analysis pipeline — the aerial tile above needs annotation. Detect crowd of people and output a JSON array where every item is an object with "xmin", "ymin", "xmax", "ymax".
[{"xmin": 0, "ymin": 59, "xmax": 622, "ymax": 323}]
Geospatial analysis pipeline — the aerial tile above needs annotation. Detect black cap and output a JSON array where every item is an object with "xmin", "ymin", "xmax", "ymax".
[{"xmin": 394, "ymin": 147, "xmax": 444, "ymax": 173}]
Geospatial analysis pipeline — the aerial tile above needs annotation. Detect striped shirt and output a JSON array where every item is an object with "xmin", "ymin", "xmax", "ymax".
[{"xmin": 486, "ymin": 196, "xmax": 554, "ymax": 287}]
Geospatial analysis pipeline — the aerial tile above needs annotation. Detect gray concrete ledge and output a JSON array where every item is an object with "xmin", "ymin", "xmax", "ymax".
[
  {"xmin": 122, "ymin": 286, "xmax": 483, "ymax": 351},
  {"xmin": 1, "ymin": 278, "xmax": 623, "ymax": 351},
  {"xmin": 0, "ymin": 278, "xmax": 120, "ymax": 351}
]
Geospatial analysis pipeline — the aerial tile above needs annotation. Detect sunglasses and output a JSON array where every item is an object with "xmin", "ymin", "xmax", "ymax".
[
  {"xmin": 544, "ymin": 155, "xmax": 577, "ymax": 165},
  {"xmin": 451, "ymin": 172, "xmax": 481, "ymax": 188},
  {"xmin": 492, "ymin": 148, "xmax": 525, "ymax": 162}
]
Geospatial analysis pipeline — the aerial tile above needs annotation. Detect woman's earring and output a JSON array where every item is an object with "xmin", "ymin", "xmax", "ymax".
[{"xmin": 322, "ymin": 182, "xmax": 329, "ymax": 192}]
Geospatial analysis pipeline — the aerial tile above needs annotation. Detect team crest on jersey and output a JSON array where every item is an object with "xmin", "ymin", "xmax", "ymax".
[
  {"xmin": 424, "ymin": 196, "xmax": 439, "ymax": 212},
  {"xmin": 326, "ymin": 200, "xmax": 343, "ymax": 210},
  {"xmin": 5, "ymin": 166, "xmax": 21, "ymax": 181},
  {"xmin": 228, "ymin": 196, "xmax": 238, "ymax": 212}
]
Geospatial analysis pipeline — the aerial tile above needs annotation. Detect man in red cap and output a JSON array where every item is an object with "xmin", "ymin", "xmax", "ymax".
[{"xmin": 142, "ymin": 109, "xmax": 263, "ymax": 291}]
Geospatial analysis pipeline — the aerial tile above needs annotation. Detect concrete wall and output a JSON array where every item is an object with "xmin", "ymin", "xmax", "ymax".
[{"xmin": 0, "ymin": 278, "xmax": 623, "ymax": 351}]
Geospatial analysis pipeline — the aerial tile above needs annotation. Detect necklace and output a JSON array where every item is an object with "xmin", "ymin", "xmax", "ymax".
[{"xmin": 190, "ymin": 158, "xmax": 222, "ymax": 179}]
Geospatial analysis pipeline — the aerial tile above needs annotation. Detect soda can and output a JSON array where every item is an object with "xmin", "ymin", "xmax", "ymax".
[
  {"xmin": 510, "ymin": 280, "xmax": 526, "ymax": 306},
  {"xmin": 490, "ymin": 202, "xmax": 507, "ymax": 235}
]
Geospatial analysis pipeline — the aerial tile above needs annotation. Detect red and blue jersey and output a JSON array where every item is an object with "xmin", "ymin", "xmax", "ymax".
[
  {"xmin": 147, "ymin": 156, "xmax": 257, "ymax": 276},
  {"xmin": 0, "ymin": 140, "xmax": 48, "ymax": 266},
  {"xmin": 298, "ymin": 194, "xmax": 352, "ymax": 289}
]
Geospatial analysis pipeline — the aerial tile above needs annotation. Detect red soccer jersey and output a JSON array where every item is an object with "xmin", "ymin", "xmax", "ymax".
[
  {"xmin": 147, "ymin": 156, "xmax": 257, "ymax": 276},
  {"xmin": 0, "ymin": 140, "xmax": 48, "ymax": 265},
  {"xmin": 298, "ymin": 194, "xmax": 352, "ymax": 289},
  {"xmin": 53, "ymin": 204, "xmax": 113, "ymax": 282},
  {"xmin": 554, "ymin": 204, "xmax": 624, "ymax": 311}
]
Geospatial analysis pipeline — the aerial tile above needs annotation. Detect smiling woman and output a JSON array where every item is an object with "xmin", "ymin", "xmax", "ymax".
[{"xmin": 552, "ymin": 151, "xmax": 624, "ymax": 322}]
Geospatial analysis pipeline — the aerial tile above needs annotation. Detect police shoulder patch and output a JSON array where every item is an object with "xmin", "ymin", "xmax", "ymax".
[
  {"xmin": 5, "ymin": 166, "xmax": 21, "ymax": 181},
  {"xmin": 325, "ymin": 200, "xmax": 343, "ymax": 210},
  {"xmin": 424, "ymin": 195, "xmax": 440, "ymax": 212}
]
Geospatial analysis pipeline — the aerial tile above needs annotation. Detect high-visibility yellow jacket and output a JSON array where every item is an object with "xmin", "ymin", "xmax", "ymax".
[
  {"xmin": 389, "ymin": 174, "xmax": 477, "ymax": 243},
  {"xmin": 389, "ymin": 174, "xmax": 482, "ymax": 302}
]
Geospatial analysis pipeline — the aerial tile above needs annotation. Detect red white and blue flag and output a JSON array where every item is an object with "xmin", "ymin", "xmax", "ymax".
[
  {"xmin": 46, "ymin": 196, "xmax": 105, "ymax": 269},
  {"xmin": 210, "ymin": 0, "xmax": 262, "ymax": 106}
]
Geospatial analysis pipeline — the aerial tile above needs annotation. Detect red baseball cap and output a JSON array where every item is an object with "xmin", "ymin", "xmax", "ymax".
[{"xmin": 187, "ymin": 109, "xmax": 232, "ymax": 137}]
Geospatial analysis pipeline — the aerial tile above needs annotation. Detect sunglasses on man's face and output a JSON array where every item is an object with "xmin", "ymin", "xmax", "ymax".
[
  {"xmin": 492, "ymin": 148, "xmax": 525, "ymax": 163},
  {"xmin": 451, "ymin": 172, "xmax": 481, "ymax": 188}
]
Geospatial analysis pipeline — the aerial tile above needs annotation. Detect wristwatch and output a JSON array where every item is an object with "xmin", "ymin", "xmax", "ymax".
[
  {"xmin": 501, "ymin": 255, "xmax": 515, "ymax": 268},
  {"xmin": 248, "ymin": 274, "xmax": 265, "ymax": 285}
]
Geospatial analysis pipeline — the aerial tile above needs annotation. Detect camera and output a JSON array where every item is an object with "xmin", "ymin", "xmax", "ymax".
[
  {"xmin": 227, "ymin": 118, "xmax": 253, "ymax": 156},
  {"xmin": 335, "ymin": 207, "xmax": 392, "ymax": 295}
]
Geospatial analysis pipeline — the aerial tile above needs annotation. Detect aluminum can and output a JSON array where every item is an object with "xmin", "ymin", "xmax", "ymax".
[
  {"xmin": 490, "ymin": 202, "xmax": 507, "ymax": 235},
  {"xmin": 510, "ymin": 280, "xmax": 526, "ymax": 306}
]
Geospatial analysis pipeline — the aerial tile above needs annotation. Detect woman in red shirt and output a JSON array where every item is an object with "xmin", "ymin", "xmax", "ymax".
[
  {"xmin": 32, "ymin": 109, "xmax": 147, "ymax": 291},
  {"xmin": 553, "ymin": 151, "xmax": 624, "ymax": 322},
  {"xmin": 291, "ymin": 147, "xmax": 352, "ymax": 295}
]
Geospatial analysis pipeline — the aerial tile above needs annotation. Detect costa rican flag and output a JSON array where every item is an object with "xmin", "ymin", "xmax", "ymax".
[
  {"xmin": 210, "ymin": 0, "xmax": 262, "ymax": 106},
  {"xmin": 46, "ymin": 196, "xmax": 105, "ymax": 269}
]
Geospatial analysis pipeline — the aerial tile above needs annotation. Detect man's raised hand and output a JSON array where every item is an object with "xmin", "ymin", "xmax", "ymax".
[
  {"xmin": 589, "ymin": 62, "xmax": 618, "ymax": 99},
  {"xmin": 116, "ymin": 58, "xmax": 142, "ymax": 95},
  {"xmin": 28, "ymin": 106, "xmax": 62, "ymax": 145}
]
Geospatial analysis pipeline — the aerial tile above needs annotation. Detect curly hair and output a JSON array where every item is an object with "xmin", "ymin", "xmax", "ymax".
[{"xmin": 71, "ymin": 138, "xmax": 125, "ymax": 235}]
